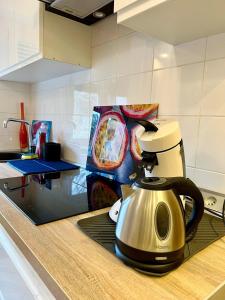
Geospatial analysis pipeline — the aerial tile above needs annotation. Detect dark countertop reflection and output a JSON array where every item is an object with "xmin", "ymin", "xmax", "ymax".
[{"xmin": 0, "ymin": 168, "xmax": 122, "ymax": 225}]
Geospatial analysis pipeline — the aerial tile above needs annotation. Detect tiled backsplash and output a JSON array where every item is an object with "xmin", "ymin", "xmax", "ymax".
[
  {"xmin": 1, "ymin": 15, "xmax": 225, "ymax": 194},
  {"xmin": 0, "ymin": 81, "xmax": 30, "ymax": 151}
]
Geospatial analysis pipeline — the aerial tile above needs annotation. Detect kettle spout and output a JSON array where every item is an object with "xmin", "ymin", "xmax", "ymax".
[{"xmin": 121, "ymin": 184, "xmax": 134, "ymax": 200}]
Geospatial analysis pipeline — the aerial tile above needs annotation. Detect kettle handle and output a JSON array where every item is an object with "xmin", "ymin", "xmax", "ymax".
[{"xmin": 173, "ymin": 177, "xmax": 204, "ymax": 240}]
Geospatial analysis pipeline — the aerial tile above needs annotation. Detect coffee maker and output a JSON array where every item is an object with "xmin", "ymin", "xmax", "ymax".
[
  {"xmin": 132, "ymin": 118, "xmax": 185, "ymax": 177},
  {"xmin": 109, "ymin": 118, "xmax": 186, "ymax": 222}
]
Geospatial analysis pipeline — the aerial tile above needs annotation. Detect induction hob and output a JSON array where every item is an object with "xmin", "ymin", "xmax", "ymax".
[{"xmin": 0, "ymin": 169, "xmax": 122, "ymax": 225}]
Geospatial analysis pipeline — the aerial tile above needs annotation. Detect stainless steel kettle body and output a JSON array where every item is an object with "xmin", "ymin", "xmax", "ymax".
[{"xmin": 115, "ymin": 177, "xmax": 204, "ymax": 274}]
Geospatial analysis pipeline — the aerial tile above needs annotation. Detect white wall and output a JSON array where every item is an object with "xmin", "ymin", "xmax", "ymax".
[
  {"xmin": 0, "ymin": 81, "xmax": 30, "ymax": 151},
  {"xmin": 28, "ymin": 15, "xmax": 225, "ymax": 194}
]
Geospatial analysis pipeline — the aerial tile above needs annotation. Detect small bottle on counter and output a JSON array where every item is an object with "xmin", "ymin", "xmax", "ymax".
[
  {"xmin": 19, "ymin": 102, "xmax": 28, "ymax": 152},
  {"xmin": 36, "ymin": 132, "xmax": 46, "ymax": 159}
]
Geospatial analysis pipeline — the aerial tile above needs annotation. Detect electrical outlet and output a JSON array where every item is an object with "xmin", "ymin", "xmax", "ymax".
[
  {"xmin": 204, "ymin": 196, "xmax": 217, "ymax": 207},
  {"xmin": 201, "ymin": 189, "xmax": 225, "ymax": 216}
]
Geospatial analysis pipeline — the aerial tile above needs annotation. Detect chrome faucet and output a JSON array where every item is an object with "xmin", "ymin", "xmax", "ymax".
[{"xmin": 3, "ymin": 118, "xmax": 33, "ymax": 152}]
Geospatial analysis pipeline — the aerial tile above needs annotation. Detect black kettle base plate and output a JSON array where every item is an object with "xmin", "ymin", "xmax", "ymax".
[
  {"xmin": 77, "ymin": 210, "xmax": 225, "ymax": 277},
  {"xmin": 115, "ymin": 244, "xmax": 183, "ymax": 276}
]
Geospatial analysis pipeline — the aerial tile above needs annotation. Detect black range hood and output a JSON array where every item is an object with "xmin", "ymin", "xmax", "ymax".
[{"xmin": 38, "ymin": 0, "xmax": 114, "ymax": 25}]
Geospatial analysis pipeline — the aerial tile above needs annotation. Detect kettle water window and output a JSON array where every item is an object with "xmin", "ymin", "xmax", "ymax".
[{"xmin": 155, "ymin": 203, "xmax": 170, "ymax": 240}]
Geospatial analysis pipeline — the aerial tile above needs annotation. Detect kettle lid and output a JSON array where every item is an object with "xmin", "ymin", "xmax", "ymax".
[{"xmin": 134, "ymin": 177, "xmax": 176, "ymax": 190}]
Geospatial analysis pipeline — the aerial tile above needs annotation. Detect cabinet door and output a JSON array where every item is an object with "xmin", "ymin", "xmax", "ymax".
[
  {"xmin": 13, "ymin": 0, "xmax": 41, "ymax": 65},
  {"xmin": 0, "ymin": 225, "xmax": 55, "ymax": 300},
  {"xmin": 0, "ymin": 1, "xmax": 14, "ymax": 70}
]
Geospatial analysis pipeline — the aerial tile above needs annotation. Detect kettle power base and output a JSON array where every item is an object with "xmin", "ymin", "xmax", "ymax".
[
  {"xmin": 115, "ymin": 245, "xmax": 183, "ymax": 276},
  {"xmin": 77, "ymin": 209, "xmax": 225, "ymax": 277}
]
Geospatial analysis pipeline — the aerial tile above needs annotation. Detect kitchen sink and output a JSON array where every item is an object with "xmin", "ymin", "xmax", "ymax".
[{"xmin": 0, "ymin": 152, "xmax": 22, "ymax": 163}]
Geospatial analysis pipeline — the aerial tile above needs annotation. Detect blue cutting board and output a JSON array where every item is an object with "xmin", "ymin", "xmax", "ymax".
[{"xmin": 7, "ymin": 159, "xmax": 79, "ymax": 175}]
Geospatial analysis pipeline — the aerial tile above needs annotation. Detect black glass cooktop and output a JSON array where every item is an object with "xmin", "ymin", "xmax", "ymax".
[{"xmin": 0, "ymin": 169, "xmax": 122, "ymax": 225}]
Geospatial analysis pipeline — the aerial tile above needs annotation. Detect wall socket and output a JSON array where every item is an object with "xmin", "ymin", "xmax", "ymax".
[{"xmin": 201, "ymin": 189, "xmax": 225, "ymax": 216}]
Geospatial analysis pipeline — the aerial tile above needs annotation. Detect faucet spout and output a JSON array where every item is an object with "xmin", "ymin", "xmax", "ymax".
[{"xmin": 3, "ymin": 118, "xmax": 33, "ymax": 152}]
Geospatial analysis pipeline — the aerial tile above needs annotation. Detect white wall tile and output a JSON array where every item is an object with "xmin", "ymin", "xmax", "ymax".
[
  {"xmin": 0, "ymin": 90, "xmax": 30, "ymax": 114},
  {"xmin": 91, "ymin": 40, "xmax": 117, "ymax": 82},
  {"xmin": 30, "ymin": 89, "xmax": 45, "ymax": 115},
  {"xmin": 186, "ymin": 167, "xmax": 196, "ymax": 182},
  {"xmin": 152, "ymin": 63, "xmax": 204, "ymax": 115},
  {"xmin": 70, "ymin": 70, "xmax": 91, "ymax": 86},
  {"xmin": 0, "ymin": 135, "xmax": 20, "ymax": 151},
  {"xmin": 0, "ymin": 81, "xmax": 30, "ymax": 92},
  {"xmin": 201, "ymin": 59, "xmax": 225, "ymax": 116},
  {"xmin": 68, "ymin": 84, "xmax": 90, "ymax": 115},
  {"xmin": 180, "ymin": 117, "xmax": 199, "ymax": 168},
  {"xmin": 116, "ymin": 33, "xmax": 154, "ymax": 77},
  {"xmin": 59, "ymin": 115, "xmax": 90, "ymax": 144},
  {"xmin": 154, "ymin": 38, "xmax": 206, "ymax": 70},
  {"xmin": 92, "ymin": 14, "xmax": 118, "ymax": 47},
  {"xmin": 196, "ymin": 117, "xmax": 225, "ymax": 174},
  {"xmin": 90, "ymin": 79, "xmax": 116, "ymax": 107},
  {"xmin": 42, "ymin": 87, "xmax": 67, "ymax": 115},
  {"xmin": 62, "ymin": 142, "xmax": 88, "ymax": 166},
  {"xmin": 0, "ymin": 81, "xmax": 30, "ymax": 151},
  {"xmin": 116, "ymin": 72, "xmax": 152, "ymax": 105},
  {"xmin": 195, "ymin": 168, "xmax": 225, "ymax": 194},
  {"xmin": 162, "ymin": 116, "xmax": 199, "ymax": 167},
  {"xmin": 0, "ymin": 113, "xmax": 20, "ymax": 136},
  {"xmin": 71, "ymin": 115, "xmax": 90, "ymax": 142},
  {"xmin": 206, "ymin": 33, "xmax": 225, "ymax": 60},
  {"xmin": 31, "ymin": 73, "xmax": 70, "ymax": 91},
  {"xmin": 117, "ymin": 23, "xmax": 133, "ymax": 38}
]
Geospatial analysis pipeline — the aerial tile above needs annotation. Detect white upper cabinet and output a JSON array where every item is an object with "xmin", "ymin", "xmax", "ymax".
[
  {"xmin": 0, "ymin": 1, "xmax": 13, "ymax": 70},
  {"xmin": 0, "ymin": 0, "xmax": 91, "ymax": 82},
  {"xmin": 114, "ymin": 0, "xmax": 225, "ymax": 45},
  {"xmin": 13, "ymin": 0, "xmax": 40, "ymax": 65}
]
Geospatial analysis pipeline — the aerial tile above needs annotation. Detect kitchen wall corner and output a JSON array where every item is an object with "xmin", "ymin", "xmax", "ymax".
[
  {"xmin": 0, "ymin": 81, "xmax": 31, "ymax": 151},
  {"xmin": 1, "ymin": 14, "xmax": 225, "ymax": 194}
]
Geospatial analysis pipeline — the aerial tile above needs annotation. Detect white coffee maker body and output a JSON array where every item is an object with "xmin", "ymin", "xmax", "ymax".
[{"xmin": 136, "ymin": 118, "xmax": 185, "ymax": 178}]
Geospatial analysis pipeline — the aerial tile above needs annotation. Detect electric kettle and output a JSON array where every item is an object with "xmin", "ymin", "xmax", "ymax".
[{"xmin": 115, "ymin": 176, "xmax": 204, "ymax": 274}]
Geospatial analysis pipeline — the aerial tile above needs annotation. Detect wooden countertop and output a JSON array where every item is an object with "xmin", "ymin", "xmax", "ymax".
[
  {"xmin": 0, "ymin": 163, "xmax": 22, "ymax": 179},
  {"xmin": 0, "ymin": 192, "xmax": 224, "ymax": 300}
]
